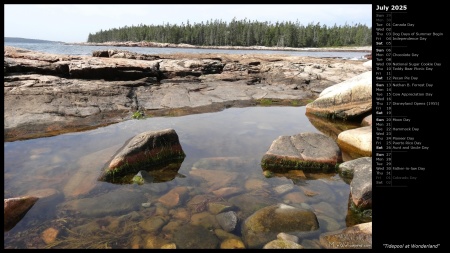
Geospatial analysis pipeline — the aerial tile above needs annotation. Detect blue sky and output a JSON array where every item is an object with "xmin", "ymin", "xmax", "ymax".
[{"xmin": 4, "ymin": 4, "xmax": 372, "ymax": 43}]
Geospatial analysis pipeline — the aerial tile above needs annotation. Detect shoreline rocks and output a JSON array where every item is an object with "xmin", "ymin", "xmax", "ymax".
[
  {"xmin": 67, "ymin": 41, "xmax": 372, "ymax": 53},
  {"xmin": 4, "ymin": 46, "xmax": 370, "ymax": 142}
]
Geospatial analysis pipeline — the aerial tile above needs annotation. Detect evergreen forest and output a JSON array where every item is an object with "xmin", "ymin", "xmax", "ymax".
[{"xmin": 87, "ymin": 18, "xmax": 372, "ymax": 48}]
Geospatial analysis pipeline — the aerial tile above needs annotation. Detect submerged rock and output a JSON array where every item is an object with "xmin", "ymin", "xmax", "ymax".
[
  {"xmin": 216, "ymin": 211, "xmax": 238, "ymax": 232},
  {"xmin": 60, "ymin": 189, "xmax": 144, "ymax": 218},
  {"xmin": 173, "ymin": 224, "xmax": 220, "ymax": 249},
  {"xmin": 263, "ymin": 239, "xmax": 304, "ymax": 249},
  {"xmin": 132, "ymin": 168, "xmax": 186, "ymax": 185},
  {"xmin": 220, "ymin": 238, "xmax": 246, "ymax": 249},
  {"xmin": 319, "ymin": 222, "xmax": 372, "ymax": 249},
  {"xmin": 157, "ymin": 186, "xmax": 190, "ymax": 208},
  {"xmin": 242, "ymin": 203, "xmax": 319, "ymax": 248}
]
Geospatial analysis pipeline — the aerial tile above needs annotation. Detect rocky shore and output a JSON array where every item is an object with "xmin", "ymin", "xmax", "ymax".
[
  {"xmin": 67, "ymin": 41, "xmax": 372, "ymax": 53},
  {"xmin": 4, "ymin": 45, "xmax": 370, "ymax": 142}
]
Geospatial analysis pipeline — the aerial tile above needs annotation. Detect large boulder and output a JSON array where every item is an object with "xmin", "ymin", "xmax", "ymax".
[
  {"xmin": 261, "ymin": 132, "xmax": 342, "ymax": 173},
  {"xmin": 337, "ymin": 126, "xmax": 372, "ymax": 159},
  {"xmin": 98, "ymin": 128, "xmax": 185, "ymax": 183},
  {"xmin": 305, "ymin": 71, "xmax": 372, "ymax": 120}
]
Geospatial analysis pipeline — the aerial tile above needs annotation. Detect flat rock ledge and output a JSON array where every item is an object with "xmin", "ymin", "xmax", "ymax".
[
  {"xmin": 261, "ymin": 132, "xmax": 342, "ymax": 173},
  {"xmin": 98, "ymin": 128, "xmax": 185, "ymax": 183},
  {"xmin": 4, "ymin": 46, "xmax": 369, "ymax": 142}
]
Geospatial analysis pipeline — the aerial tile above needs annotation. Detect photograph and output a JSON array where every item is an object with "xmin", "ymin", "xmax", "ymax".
[{"xmin": 4, "ymin": 3, "xmax": 439, "ymax": 250}]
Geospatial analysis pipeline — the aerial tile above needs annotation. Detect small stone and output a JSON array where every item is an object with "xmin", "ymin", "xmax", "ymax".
[
  {"xmin": 141, "ymin": 202, "xmax": 151, "ymax": 208},
  {"xmin": 41, "ymin": 227, "xmax": 59, "ymax": 244},
  {"xmin": 220, "ymin": 238, "xmax": 246, "ymax": 249}
]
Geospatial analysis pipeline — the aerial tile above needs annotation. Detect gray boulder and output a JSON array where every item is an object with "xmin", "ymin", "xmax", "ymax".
[
  {"xmin": 306, "ymin": 71, "xmax": 372, "ymax": 120},
  {"xmin": 350, "ymin": 161, "xmax": 372, "ymax": 210},
  {"xmin": 261, "ymin": 132, "xmax": 342, "ymax": 173},
  {"xmin": 338, "ymin": 157, "xmax": 372, "ymax": 179}
]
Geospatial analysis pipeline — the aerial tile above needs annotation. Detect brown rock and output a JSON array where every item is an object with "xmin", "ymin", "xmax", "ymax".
[
  {"xmin": 4, "ymin": 196, "xmax": 39, "ymax": 231},
  {"xmin": 157, "ymin": 186, "xmax": 189, "ymax": 208},
  {"xmin": 99, "ymin": 128, "xmax": 185, "ymax": 183},
  {"xmin": 41, "ymin": 227, "xmax": 59, "ymax": 244},
  {"xmin": 189, "ymin": 169, "xmax": 238, "ymax": 190},
  {"xmin": 220, "ymin": 238, "xmax": 246, "ymax": 249},
  {"xmin": 212, "ymin": 187, "xmax": 243, "ymax": 198}
]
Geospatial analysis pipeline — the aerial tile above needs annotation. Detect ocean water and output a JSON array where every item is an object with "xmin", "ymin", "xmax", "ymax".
[{"xmin": 4, "ymin": 41, "xmax": 368, "ymax": 59}]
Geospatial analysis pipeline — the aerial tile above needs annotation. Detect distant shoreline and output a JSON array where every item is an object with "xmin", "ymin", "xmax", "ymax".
[
  {"xmin": 5, "ymin": 37, "xmax": 372, "ymax": 53},
  {"xmin": 4, "ymin": 37, "xmax": 64, "ymax": 44},
  {"xmin": 65, "ymin": 41, "xmax": 372, "ymax": 53}
]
